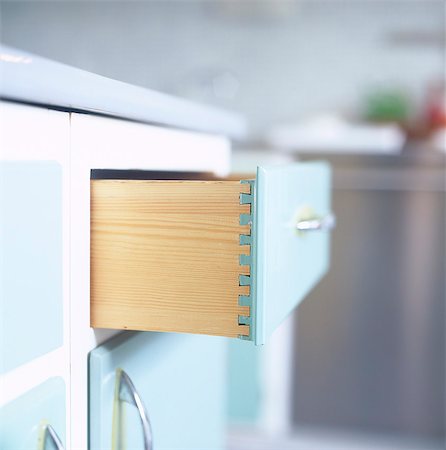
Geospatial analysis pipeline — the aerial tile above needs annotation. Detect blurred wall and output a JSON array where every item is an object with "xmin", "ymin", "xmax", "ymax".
[{"xmin": 0, "ymin": 1, "xmax": 443, "ymax": 134}]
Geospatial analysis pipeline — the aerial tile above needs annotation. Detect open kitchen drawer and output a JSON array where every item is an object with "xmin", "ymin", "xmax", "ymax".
[{"xmin": 90, "ymin": 162, "xmax": 334, "ymax": 345}]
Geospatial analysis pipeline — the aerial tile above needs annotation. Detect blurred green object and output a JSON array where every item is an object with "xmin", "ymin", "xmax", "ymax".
[{"xmin": 364, "ymin": 88, "xmax": 411, "ymax": 123}]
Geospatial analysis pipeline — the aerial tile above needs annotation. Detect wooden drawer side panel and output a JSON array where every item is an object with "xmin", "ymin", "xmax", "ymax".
[{"xmin": 91, "ymin": 180, "xmax": 251, "ymax": 337}]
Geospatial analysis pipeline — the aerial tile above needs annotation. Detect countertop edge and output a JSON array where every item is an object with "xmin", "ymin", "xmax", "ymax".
[{"xmin": 0, "ymin": 45, "xmax": 247, "ymax": 139}]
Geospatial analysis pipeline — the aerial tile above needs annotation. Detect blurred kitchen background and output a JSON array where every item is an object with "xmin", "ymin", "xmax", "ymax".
[{"xmin": 1, "ymin": 1, "xmax": 444, "ymax": 449}]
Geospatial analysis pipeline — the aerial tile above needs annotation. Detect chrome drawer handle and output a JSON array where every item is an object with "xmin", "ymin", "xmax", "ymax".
[
  {"xmin": 39, "ymin": 423, "xmax": 65, "ymax": 450},
  {"xmin": 296, "ymin": 213, "xmax": 336, "ymax": 232},
  {"xmin": 115, "ymin": 369, "xmax": 153, "ymax": 450}
]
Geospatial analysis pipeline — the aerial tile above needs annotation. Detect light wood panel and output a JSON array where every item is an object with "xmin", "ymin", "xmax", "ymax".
[{"xmin": 91, "ymin": 180, "xmax": 252, "ymax": 337}]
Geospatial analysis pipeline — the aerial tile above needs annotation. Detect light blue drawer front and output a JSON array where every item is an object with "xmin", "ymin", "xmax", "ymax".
[
  {"xmin": 0, "ymin": 162, "xmax": 63, "ymax": 373},
  {"xmin": 253, "ymin": 162, "xmax": 332, "ymax": 344},
  {"xmin": 89, "ymin": 332, "xmax": 226, "ymax": 450},
  {"xmin": 0, "ymin": 377, "xmax": 66, "ymax": 449}
]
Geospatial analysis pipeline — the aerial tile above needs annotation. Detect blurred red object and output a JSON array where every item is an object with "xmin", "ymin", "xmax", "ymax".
[{"xmin": 425, "ymin": 79, "xmax": 446, "ymax": 130}]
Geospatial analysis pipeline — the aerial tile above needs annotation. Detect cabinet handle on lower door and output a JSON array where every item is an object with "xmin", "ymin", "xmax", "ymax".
[
  {"xmin": 39, "ymin": 423, "xmax": 65, "ymax": 450},
  {"xmin": 114, "ymin": 368, "xmax": 153, "ymax": 450},
  {"xmin": 296, "ymin": 213, "xmax": 336, "ymax": 232}
]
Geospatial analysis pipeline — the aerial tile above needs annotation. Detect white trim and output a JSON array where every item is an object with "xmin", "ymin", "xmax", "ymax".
[{"xmin": 0, "ymin": 347, "xmax": 68, "ymax": 407}]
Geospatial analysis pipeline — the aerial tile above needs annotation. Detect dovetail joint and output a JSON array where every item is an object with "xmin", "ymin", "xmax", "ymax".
[{"xmin": 238, "ymin": 179, "xmax": 255, "ymax": 340}]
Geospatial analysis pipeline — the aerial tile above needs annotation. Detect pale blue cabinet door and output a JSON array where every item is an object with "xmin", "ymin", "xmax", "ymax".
[
  {"xmin": 252, "ymin": 162, "xmax": 332, "ymax": 344},
  {"xmin": 227, "ymin": 339, "xmax": 263, "ymax": 425},
  {"xmin": 0, "ymin": 377, "xmax": 66, "ymax": 450},
  {"xmin": 89, "ymin": 332, "xmax": 226, "ymax": 450},
  {"xmin": 0, "ymin": 162, "xmax": 63, "ymax": 372}
]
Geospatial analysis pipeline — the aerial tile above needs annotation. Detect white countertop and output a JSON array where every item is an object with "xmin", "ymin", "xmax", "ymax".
[{"xmin": 0, "ymin": 45, "xmax": 246, "ymax": 139}]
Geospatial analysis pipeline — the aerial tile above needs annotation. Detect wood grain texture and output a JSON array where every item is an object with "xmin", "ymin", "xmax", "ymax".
[{"xmin": 91, "ymin": 180, "xmax": 251, "ymax": 337}]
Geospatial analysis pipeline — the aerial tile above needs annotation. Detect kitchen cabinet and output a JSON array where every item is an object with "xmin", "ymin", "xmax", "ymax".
[
  {"xmin": 0, "ymin": 45, "xmax": 332, "ymax": 449},
  {"xmin": 90, "ymin": 162, "xmax": 332, "ymax": 345},
  {"xmin": 89, "ymin": 332, "xmax": 226, "ymax": 450}
]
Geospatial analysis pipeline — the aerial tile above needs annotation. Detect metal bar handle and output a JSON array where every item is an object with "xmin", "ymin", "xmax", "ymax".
[
  {"xmin": 41, "ymin": 424, "xmax": 65, "ymax": 450},
  {"xmin": 296, "ymin": 213, "xmax": 336, "ymax": 232},
  {"xmin": 118, "ymin": 369, "xmax": 153, "ymax": 450}
]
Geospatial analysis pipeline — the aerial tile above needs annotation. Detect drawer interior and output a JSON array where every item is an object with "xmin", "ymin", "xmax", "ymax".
[{"xmin": 90, "ymin": 171, "xmax": 254, "ymax": 338}]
